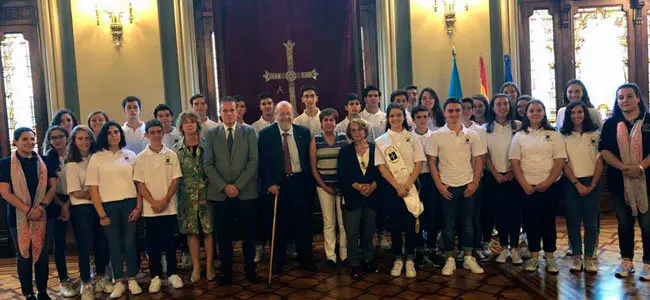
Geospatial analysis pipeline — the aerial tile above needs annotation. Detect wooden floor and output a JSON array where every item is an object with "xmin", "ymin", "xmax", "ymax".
[{"xmin": 0, "ymin": 213, "xmax": 649, "ymax": 299}]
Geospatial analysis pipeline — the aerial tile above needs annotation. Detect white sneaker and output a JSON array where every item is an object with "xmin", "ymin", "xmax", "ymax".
[
  {"xmin": 128, "ymin": 279, "xmax": 142, "ymax": 295},
  {"xmin": 546, "ymin": 256, "xmax": 559, "ymax": 275},
  {"xmin": 441, "ymin": 257, "xmax": 456, "ymax": 276},
  {"xmin": 405, "ymin": 260, "xmax": 416, "ymax": 278},
  {"xmin": 570, "ymin": 257, "xmax": 583, "ymax": 273},
  {"xmin": 110, "ymin": 282, "xmax": 125, "ymax": 299},
  {"xmin": 495, "ymin": 248, "xmax": 509, "ymax": 263},
  {"xmin": 60, "ymin": 279, "xmax": 79, "ymax": 298},
  {"xmin": 390, "ymin": 259, "xmax": 404, "ymax": 277},
  {"xmin": 520, "ymin": 245, "xmax": 532, "ymax": 259},
  {"xmin": 254, "ymin": 245, "xmax": 264, "ymax": 263},
  {"xmin": 380, "ymin": 233, "xmax": 391, "ymax": 250},
  {"xmin": 149, "ymin": 276, "xmax": 161, "ymax": 293},
  {"xmin": 168, "ymin": 274, "xmax": 184, "ymax": 289},
  {"xmin": 463, "ymin": 256, "xmax": 485, "ymax": 274},
  {"xmin": 584, "ymin": 257, "xmax": 598, "ymax": 274},
  {"xmin": 510, "ymin": 248, "xmax": 524, "ymax": 265},
  {"xmin": 95, "ymin": 277, "xmax": 113, "ymax": 294},
  {"xmin": 80, "ymin": 283, "xmax": 94, "ymax": 300}
]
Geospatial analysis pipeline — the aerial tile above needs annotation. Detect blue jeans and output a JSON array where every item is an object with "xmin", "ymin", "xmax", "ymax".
[
  {"xmin": 70, "ymin": 204, "xmax": 110, "ymax": 283},
  {"xmin": 611, "ymin": 191, "xmax": 650, "ymax": 263},
  {"xmin": 564, "ymin": 177, "xmax": 601, "ymax": 257},
  {"xmin": 521, "ymin": 182, "xmax": 561, "ymax": 253},
  {"xmin": 103, "ymin": 198, "xmax": 138, "ymax": 279},
  {"xmin": 9, "ymin": 219, "xmax": 53, "ymax": 296},
  {"xmin": 440, "ymin": 185, "xmax": 475, "ymax": 256},
  {"xmin": 46, "ymin": 196, "xmax": 70, "ymax": 281}
]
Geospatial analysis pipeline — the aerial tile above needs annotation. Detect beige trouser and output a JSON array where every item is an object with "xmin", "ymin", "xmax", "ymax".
[{"xmin": 317, "ymin": 186, "xmax": 348, "ymax": 261}]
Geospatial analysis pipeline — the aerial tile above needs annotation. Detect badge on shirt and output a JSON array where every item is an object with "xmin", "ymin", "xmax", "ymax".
[
  {"xmin": 165, "ymin": 156, "xmax": 172, "ymax": 165},
  {"xmin": 545, "ymin": 134, "xmax": 551, "ymax": 141},
  {"xmin": 464, "ymin": 136, "xmax": 471, "ymax": 144},
  {"xmin": 590, "ymin": 137, "xmax": 598, "ymax": 146},
  {"xmin": 388, "ymin": 151, "xmax": 398, "ymax": 161}
]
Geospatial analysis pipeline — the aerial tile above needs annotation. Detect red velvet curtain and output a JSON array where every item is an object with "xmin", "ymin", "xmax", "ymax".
[{"xmin": 213, "ymin": 0, "xmax": 363, "ymax": 124}]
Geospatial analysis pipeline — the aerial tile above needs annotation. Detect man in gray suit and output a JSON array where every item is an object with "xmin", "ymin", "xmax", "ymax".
[{"xmin": 204, "ymin": 96, "xmax": 259, "ymax": 285}]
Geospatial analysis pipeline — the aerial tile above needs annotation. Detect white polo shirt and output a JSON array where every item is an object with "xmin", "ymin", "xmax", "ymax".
[
  {"xmin": 66, "ymin": 158, "xmax": 92, "ymax": 206},
  {"xmin": 426, "ymin": 124, "xmax": 487, "ymax": 187},
  {"xmin": 252, "ymin": 116, "xmax": 273, "ymax": 136},
  {"xmin": 509, "ymin": 128, "xmax": 567, "ymax": 185},
  {"xmin": 412, "ymin": 129, "xmax": 433, "ymax": 174},
  {"xmin": 293, "ymin": 109, "xmax": 321, "ymax": 137},
  {"xmin": 85, "ymin": 149, "xmax": 138, "ymax": 202},
  {"xmin": 374, "ymin": 129, "xmax": 426, "ymax": 174},
  {"xmin": 200, "ymin": 118, "xmax": 219, "ymax": 139},
  {"xmin": 469, "ymin": 121, "xmax": 488, "ymax": 150},
  {"xmin": 163, "ymin": 126, "xmax": 182, "ymax": 149},
  {"xmin": 134, "ymin": 146, "xmax": 182, "ymax": 217},
  {"xmin": 122, "ymin": 122, "xmax": 148, "ymax": 155},
  {"xmin": 564, "ymin": 130, "xmax": 600, "ymax": 178},
  {"xmin": 360, "ymin": 109, "xmax": 386, "ymax": 128},
  {"xmin": 482, "ymin": 121, "xmax": 521, "ymax": 173}
]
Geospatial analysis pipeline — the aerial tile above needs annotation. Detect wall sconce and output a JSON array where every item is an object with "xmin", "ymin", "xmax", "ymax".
[
  {"xmin": 434, "ymin": 0, "xmax": 469, "ymax": 35},
  {"xmin": 95, "ymin": 0, "xmax": 135, "ymax": 46}
]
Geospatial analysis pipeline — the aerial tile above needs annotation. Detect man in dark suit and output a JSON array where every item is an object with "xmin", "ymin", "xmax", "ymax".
[
  {"xmin": 204, "ymin": 96, "xmax": 259, "ymax": 284},
  {"xmin": 258, "ymin": 100, "xmax": 316, "ymax": 274}
]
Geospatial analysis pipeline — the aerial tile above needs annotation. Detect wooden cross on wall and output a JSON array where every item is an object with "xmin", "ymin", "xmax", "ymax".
[{"xmin": 263, "ymin": 40, "xmax": 319, "ymax": 108}]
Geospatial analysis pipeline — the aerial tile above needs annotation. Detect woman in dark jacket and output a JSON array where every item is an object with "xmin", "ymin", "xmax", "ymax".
[{"xmin": 338, "ymin": 119, "xmax": 381, "ymax": 280}]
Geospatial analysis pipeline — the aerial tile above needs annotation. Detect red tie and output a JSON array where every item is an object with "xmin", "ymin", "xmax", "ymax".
[{"xmin": 282, "ymin": 132, "xmax": 292, "ymax": 175}]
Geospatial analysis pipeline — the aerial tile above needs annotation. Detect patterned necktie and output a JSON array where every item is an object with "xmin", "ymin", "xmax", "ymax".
[
  {"xmin": 227, "ymin": 127, "xmax": 234, "ymax": 155},
  {"xmin": 282, "ymin": 132, "xmax": 292, "ymax": 175}
]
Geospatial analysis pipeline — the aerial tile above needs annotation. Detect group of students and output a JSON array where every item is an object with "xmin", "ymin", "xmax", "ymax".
[{"xmin": 2, "ymin": 80, "xmax": 650, "ymax": 300}]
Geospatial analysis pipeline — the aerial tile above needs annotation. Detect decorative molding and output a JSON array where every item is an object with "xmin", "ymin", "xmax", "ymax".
[
  {"xmin": 376, "ymin": 0, "xmax": 397, "ymax": 107},
  {"xmin": 174, "ymin": 0, "xmax": 199, "ymax": 111},
  {"xmin": 0, "ymin": 5, "xmax": 35, "ymax": 24}
]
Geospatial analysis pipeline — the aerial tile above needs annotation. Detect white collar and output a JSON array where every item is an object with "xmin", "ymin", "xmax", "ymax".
[
  {"xmin": 144, "ymin": 145, "xmax": 170, "ymax": 156},
  {"xmin": 440, "ymin": 123, "xmax": 470, "ymax": 134},
  {"xmin": 278, "ymin": 125, "xmax": 294, "ymax": 136}
]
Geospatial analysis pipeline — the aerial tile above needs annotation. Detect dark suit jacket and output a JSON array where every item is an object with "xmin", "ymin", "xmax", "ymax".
[
  {"xmin": 258, "ymin": 123, "xmax": 313, "ymax": 192},
  {"xmin": 337, "ymin": 142, "xmax": 381, "ymax": 211}
]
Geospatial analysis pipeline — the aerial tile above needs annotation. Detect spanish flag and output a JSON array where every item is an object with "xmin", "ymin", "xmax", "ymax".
[{"xmin": 479, "ymin": 56, "xmax": 489, "ymax": 97}]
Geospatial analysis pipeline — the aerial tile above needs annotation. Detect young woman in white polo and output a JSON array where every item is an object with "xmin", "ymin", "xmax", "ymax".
[{"xmin": 509, "ymin": 100, "xmax": 567, "ymax": 274}]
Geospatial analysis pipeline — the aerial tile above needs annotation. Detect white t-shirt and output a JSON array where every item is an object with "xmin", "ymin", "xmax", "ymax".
[
  {"xmin": 122, "ymin": 122, "xmax": 148, "ymax": 155},
  {"xmin": 374, "ymin": 129, "xmax": 426, "ymax": 174},
  {"xmin": 360, "ymin": 109, "xmax": 386, "ymax": 128},
  {"xmin": 412, "ymin": 129, "xmax": 433, "ymax": 174},
  {"xmin": 426, "ymin": 124, "xmax": 487, "ymax": 187},
  {"xmin": 66, "ymin": 157, "xmax": 92, "ymax": 206},
  {"xmin": 134, "ymin": 146, "xmax": 182, "ymax": 217},
  {"xmin": 564, "ymin": 131, "xmax": 601, "ymax": 178},
  {"xmin": 509, "ymin": 128, "xmax": 567, "ymax": 185},
  {"xmin": 163, "ymin": 126, "xmax": 182, "ymax": 149},
  {"xmin": 200, "ymin": 118, "xmax": 219, "ymax": 139},
  {"xmin": 483, "ymin": 121, "xmax": 521, "ymax": 173},
  {"xmin": 555, "ymin": 106, "xmax": 602, "ymax": 130},
  {"xmin": 293, "ymin": 109, "xmax": 321, "ymax": 137},
  {"xmin": 85, "ymin": 149, "xmax": 138, "ymax": 202},
  {"xmin": 252, "ymin": 116, "xmax": 273, "ymax": 136}
]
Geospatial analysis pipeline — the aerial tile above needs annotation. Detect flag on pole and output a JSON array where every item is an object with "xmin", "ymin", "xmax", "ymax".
[
  {"xmin": 504, "ymin": 54, "xmax": 513, "ymax": 83},
  {"xmin": 479, "ymin": 56, "xmax": 489, "ymax": 97},
  {"xmin": 448, "ymin": 48, "xmax": 463, "ymax": 99}
]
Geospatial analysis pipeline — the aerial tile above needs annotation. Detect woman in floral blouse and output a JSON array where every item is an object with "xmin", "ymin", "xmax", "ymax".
[{"xmin": 172, "ymin": 111, "xmax": 215, "ymax": 282}]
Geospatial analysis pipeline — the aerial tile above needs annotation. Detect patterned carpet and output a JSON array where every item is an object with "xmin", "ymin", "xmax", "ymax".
[{"xmin": 0, "ymin": 213, "xmax": 648, "ymax": 299}]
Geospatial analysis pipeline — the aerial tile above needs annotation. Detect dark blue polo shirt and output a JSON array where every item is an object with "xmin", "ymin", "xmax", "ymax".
[
  {"xmin": 598, "ymin": 112, "xmax": 650, "ymax": 194},
  {"xmin": 0, "ymin": 153, "xmax": 57, "ymax": 227}
]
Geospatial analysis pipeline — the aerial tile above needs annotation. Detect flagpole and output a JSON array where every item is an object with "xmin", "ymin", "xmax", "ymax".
[{"xmin": 452, "ymin": 46, "xmax": 456, "ymax": 58}]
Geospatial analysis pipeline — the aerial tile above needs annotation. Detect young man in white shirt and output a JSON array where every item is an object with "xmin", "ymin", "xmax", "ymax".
[
  {"xmin": 460, "ymin": 98, "xmax": 491, "ymax": 261},
  {"xmin": 405, "ymin": 85, "xmax": 418, "ymax": 114},
  {"xmin": 360, "ymin": 85, "xmax": 386, "ymax": 128},
  {"xmin": 335, "ymin": 93, "xmax": 376, "ymax": 142},
  {"xmin": 234, "ymin": 94, "xmax": 249, "ymax": 125},
  {"xmin": 189, "ymin": 94, "xmax": 219, "ymax": 138},
  {"xmin": 293, "ymin": 85, "xmax": 321, "ymax": 136},
  {"xmin": 427, "ymin": 98, "xmax": 487, "ymax": 276},
  {"xmin": 376, "ymin": 90, "xmax": 414, "ymax": 134},
  {"xmin": 252, "ymin": 92, "xmax": 275, "ymax": 136},
  {"xmin": 134, "ymin": 120, "xmax": 184, "ymax": 293},
  {"xmin": 154, "ymin": 104, "xmax": 181, "ymax": 149},
  {"xmin": 121, "ymin": 96, "xmax": 148, "ymax": 154}
]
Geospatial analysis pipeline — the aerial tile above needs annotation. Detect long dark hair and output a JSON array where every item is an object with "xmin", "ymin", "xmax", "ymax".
[
  {"xmin": 51, "ymin": 109, "xmax": 79, "ymax": 130},
  {"xmin": 563, "ymin": 79, "xmax": 593, "ymax": 107},
  {"xmin": 384, "ymin": 103, "xmax": 411, "ymax": 132},
  {"xmin": 66, "ymin": 126, "xmax": 97, "ymax": 163},
  {"xmin": 417, "ymin": 88, "xmax": 445, "ymax": 127},
  {"xmin": 471, "ymin": 94, "xmax": 489, "ymax": 123},
  {"xmin": 560, "ymin": 101, "xmax": 598, "ymax": 135},
  {"xmin": 612, "ymin": 83, "xmax": 647, "ymax": 120},
  {"xmin": 520, "ymin": 100, "xmax": 556, "ymax": 133},
  {"xmin": 96, "ymin": 121, "xmax": 126, "ymax": 150},
  {"xmin": 42, "ymin": 125, "xmax": 69, "ymax": 156},
  {"xmin": 515, "ymin": 95, "xmax": 533, "ymax": 121},
  {"xmin": 485, "ymin": 93, "xmax": 518, "ymax": 133}
]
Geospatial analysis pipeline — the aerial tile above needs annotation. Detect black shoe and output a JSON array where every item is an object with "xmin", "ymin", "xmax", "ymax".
[
  {"xmin": 25, "ymin": 295, "xmax": 36, "ymax": 300},
  {"xmin": 218, "ymin": 275, "xmax": 233, "ymax": 286},
  {"xmin": 36, "ymin": 293, "xmax": 51, "ymax": 300},
  {"xmin": 429, "ymin": 252, "xmax": 445, "ymax": 267},
  {"xmin": 299, "ymin": 262, "xmax": 317, "ymax": 272},
  {"xmin": 324, "ymin": 259, "xmax": 337, "ymax": 270},
  {"xmin": 272, "ymin": 264, "xmax": 284, "ymax": 275},
  {"xmin": 362, "ymin": 260, "xmax": 379, "ymax": 273},
  {"xmin": 350, "ymin": 266, "xmax": 363, "ymax": 281},
  {"xmin": 414, "ymin": 250, "xmax": 426, "ymax": 268},
  {"xmin": 245, "ymin": 272, "xmax": 260, "ymax": 283}
]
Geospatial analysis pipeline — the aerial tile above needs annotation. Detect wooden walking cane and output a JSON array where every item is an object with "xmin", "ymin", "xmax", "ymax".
[{"xmin": 267, "ymin": 189, "xmax": 280, "ymax": 287}]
